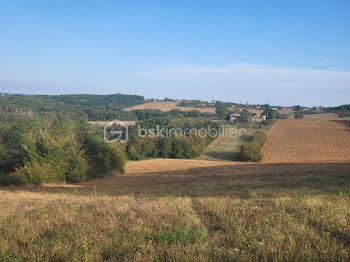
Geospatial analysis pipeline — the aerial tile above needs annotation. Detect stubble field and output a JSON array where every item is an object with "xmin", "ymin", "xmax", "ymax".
[
  {"xmin": 1, "ymin": 162, "xmax": 350, "ymax": 261},
  {"xmin": 124, "ymin": 101, "xmax": 264, "ymax": 115},
  {"xmin": 262, "ymin": 120, "xmax": 350, "ymax": 163}
]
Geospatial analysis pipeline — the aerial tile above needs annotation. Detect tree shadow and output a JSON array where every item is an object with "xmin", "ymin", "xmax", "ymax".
[
  {"xmin": 332, "ymin": 120, "xmax": 350, "ymax": 131},
  {"xmin": 5, "ymin": 162, "xmax": 350, "ymax": 199}
]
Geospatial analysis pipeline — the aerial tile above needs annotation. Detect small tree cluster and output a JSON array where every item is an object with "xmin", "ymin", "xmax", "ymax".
[{"xmin": 239, "ymin": 130, "xmax": 267, "ymax": 162}]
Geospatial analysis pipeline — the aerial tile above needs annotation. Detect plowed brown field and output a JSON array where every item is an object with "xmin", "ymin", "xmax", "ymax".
[{"xmin": 263, "ymin": 120, "xmax": 350, "ymax": 163}]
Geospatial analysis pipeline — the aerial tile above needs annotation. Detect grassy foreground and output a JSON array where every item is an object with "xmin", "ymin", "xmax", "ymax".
[{"xmin": 1, "ymin": 163, "xmax": 350, "ymax": 261}]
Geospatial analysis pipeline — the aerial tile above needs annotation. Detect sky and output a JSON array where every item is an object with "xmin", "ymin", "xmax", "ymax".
[{"xmin": 0, "ymin": 0, "xmax": 349, "ymax": 106}]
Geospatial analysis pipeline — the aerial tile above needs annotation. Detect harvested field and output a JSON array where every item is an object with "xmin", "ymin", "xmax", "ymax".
[
  {"xmin": 2, "ymin": 162, "xmax": 350, "ymax": 261},
  {"xmin": 83, "ymin": 161, "xmax": 350, "ymax": 188},
  {"xmin": 2, "ymin": 161, "xmax": 350, "ymax": 261},
  {"xmin": 124, "ymin": 101, "xmax": 216, "ymax": 113},
  {"xmin": 263, "ymin": 120, "xmax": 350, "ymax": 163},
  {"xmin": 125, "ymin": 158, "xmax": 238, "ymax": 174},
  {"xmin": 124, "ymin": 101, "xmax": 264, "ymax": 115},
  {"xmin": 303, "ymin": 113, "xmax": 350, "ymax": 121}
]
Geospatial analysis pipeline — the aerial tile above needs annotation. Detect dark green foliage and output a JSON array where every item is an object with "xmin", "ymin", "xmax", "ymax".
[
  {"xmin": 240, "ymin": 143, "xmax": 263, "ymax": 162},
  {"xmin": 0, "ymin": 93, "xmax": 144, "ymax": 121},
  {"xmin": 41, "ymin": 94, "xmax": 144, "ymax": 121},
  {"xmin": 240, "ymin": 109, "xmax": 251, "ymax": 123},
  {"xmin": 133, "ymin": 109, "xmax": 209, "ymax": 121},
  {"xmin": 293, "ymin": 105, "xmax": 302, "ymax": 111},
  {"xmin": 263, "ymin": 107, "xmax": 287, "ymax": 121},
  {"xmin": 251, "ymin": 130, "xmax": 267, "ymax": 147},
  {"xmin": 126, "ymin": 116, "xmax": 217, "ymax": 160},
  {"xmin": 156, "ymin": 137, "xmax": 172, "ymax": 158},
  {"xmin": 1, "ymin": 173, "xmax": 28, "ymax": 186},
  {"xmin": 215, "ymin": 102, "xmax": 229, "ymax": 119},
  {"xmin": 338, "ymin": 112, "xmax": 350, "ymax": 117},
  {"xmin": 294, "ymin": 112, "xmax": 304, "ymax": 119},
  {"xmin": 239, "ymin": 130, "xmax": 267, "ymax": 162},
  {"xmin": 81, "ymin": 132, "xmax": 126, "ymax": 178},
  {"xmin": 177, "ymin": 100, "xmax": 211, "ymax": 108},
  {"xmin": 263, "ymin": 118, "xmax": 277, "ymax": 126},
  {"xmin": 13, "ymin": 129, "xmax": 89, "ymax": 184},
  {"xmin": 0, "ymin": 96, "xmax": 127, "ymax": 186}
]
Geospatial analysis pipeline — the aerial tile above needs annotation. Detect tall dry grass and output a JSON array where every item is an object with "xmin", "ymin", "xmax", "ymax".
[{"xmin": 1, "ymin": 162, "xmax": 350, "ymax": 261}]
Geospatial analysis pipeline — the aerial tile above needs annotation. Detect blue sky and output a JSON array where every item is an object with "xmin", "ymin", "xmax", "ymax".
[{"xmin": 0, "ymin": 0, "xmax": 349, "ymax": 106}]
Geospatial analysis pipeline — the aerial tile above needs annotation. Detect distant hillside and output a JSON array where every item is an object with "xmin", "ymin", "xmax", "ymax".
[{"xmin": 0, "ymin": 94, "xmax": 145, "ymax": 121}]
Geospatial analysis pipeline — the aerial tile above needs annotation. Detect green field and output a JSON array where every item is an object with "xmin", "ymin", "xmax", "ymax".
[{"xmin": 198, "ymin": 124, "xmax": 265, "ymax": 161}]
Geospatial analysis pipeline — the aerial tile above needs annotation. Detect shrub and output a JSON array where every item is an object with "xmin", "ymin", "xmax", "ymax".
[
  {"xmin": 251, "ymin": 130, "xmax": 267, "ymax": 147},
  {"xmin": 239, "ymin": 130, "xmax": 267, "ymax": 162},
  {"xmin": 1, "ymin": 173, "xmax": 28, "ymax": 186},
  {"xmin": 240, "ymin": 142, "xmax": 263, "ymax": 162},
  {"xmin": 9, "ymin": 129, "xmax": 90, "ymax": 185},
  {"xmin": 294, "ymin": 112, "xmax": 304, "ymax": 119},
  {"xmin": 83, "ymin": 134, "xmax": 126, "ymax": 177},
  {"xmin": 338, "ymin": 112, "xmax": 350, "ymax": 117}
]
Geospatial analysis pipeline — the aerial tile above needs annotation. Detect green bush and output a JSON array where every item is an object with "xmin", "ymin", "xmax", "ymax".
[
  {"xmin": 263, "ymin": 119, "xmax": 277, "ymax": 126},
  {"xmin": 338, "ymin": 112, "xmax": 350, "ymax": 117},
  {"xmin": 12, "ymin": 129, "xmax": 89, "ymax": 184},
  {"xmin": 82, "ymin": 134, "xmax": 126, "ymax": 177},
  {"xmin": 1, "ymin": 173, "xmax": 28, "ymax": 186},
  {"xmin": 239, "ymin": 130, "xmax": 267, "ymax": 162},
  {"xmin": 251, "ymin": 130, "xmax": 267, "ymax": 147},
  {"xmin": 294, "ymin": 112, "xmax": 304, "ymax": 119},
  {"xmin": 240, "ymin": 142, "xmax": 263, "ymax": 162}
]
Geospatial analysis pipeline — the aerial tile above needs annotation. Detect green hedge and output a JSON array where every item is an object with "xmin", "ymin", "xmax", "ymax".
[{"xmin": 239, "ymin": 130, "xmax": 267, "ymax": 162}]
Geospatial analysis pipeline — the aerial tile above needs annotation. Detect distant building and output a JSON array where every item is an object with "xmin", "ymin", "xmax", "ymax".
[
  {"xmin": 249, "ymin": 114, "xmax": 267, "ymax": 123},
  {"xmin": 229, "ymin": 113, "xmax": 267, "ymax": 123},
  {"xmin": 229, "ymin": 113, "xmax": 242, "ymax": 121}
]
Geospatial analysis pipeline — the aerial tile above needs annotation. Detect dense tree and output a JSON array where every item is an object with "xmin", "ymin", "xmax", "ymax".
[
  {"xmin": 0, "ymin": 98, "xmax": 127, "ymax": 186},
  {"xmin": 215, "ymin": 102, "xmax": 229, "ymax": 119},
  {"xmin": 240, "ymin": 109, "xmax": 251, "ymax": 123},
  {"xmin": 294, "ymin": 112, "xmax": 304, "ymax": 119}
]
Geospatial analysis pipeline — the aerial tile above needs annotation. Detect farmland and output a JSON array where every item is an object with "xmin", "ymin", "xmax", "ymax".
[
  {"xmin": 262, "ymin": 120, "xmax": 350, "ymax": 163},
  {"xmin": 303, "ymin": 113, "xmax": 350, "ymax": 121},
  {"xmin": 124, "ymin": 101, "xmax": 264, "ymax": 115},
  {"xmin": 124, "ymin": 101, "xmax": 217, "ymax": 113},
  {"xmin": 198, "ymin": 126, "xmax": 257, "ymax": 161},
  {"xmin": 1, "ymin": 162, "xmax": 350, "ymax": 261},
  {"xmin": 1, "ymin": 95, "xmax": 350, "ymax": 261}
]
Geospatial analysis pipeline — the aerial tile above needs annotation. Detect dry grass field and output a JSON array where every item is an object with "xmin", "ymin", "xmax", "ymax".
[
  {"xmin": 198, "ymin": 127, "xmax": 257, "ymax": 161},
  {"xmin": 124, "ymin": 101, "xmax": 264, "ymax": 115},
  {"xmin": 1, "ymin": 162, "xmax": 350, "ymax": 261},
  {"xmin": 263, "ymin": 120, "xmax": 350, "ymax": 163},
  {"xmin": 125, "ymin": 158, "xmax": 238, "ymax": 174},
  {"xmin": 303, "ymin": 113, "xmax": 350, "ymax": 121},
  {"xmin": 124, "ymin": 101, "xmax": 217, "ymax": 113}
]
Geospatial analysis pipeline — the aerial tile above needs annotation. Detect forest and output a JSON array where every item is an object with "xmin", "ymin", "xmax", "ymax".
[
  {"xmin": 0, "ymin": 95, "xmax": 129, "ymax": 185},
  {"xmin": 0, "ymin": 94, "xmax": 220, "ymax": 185}
]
